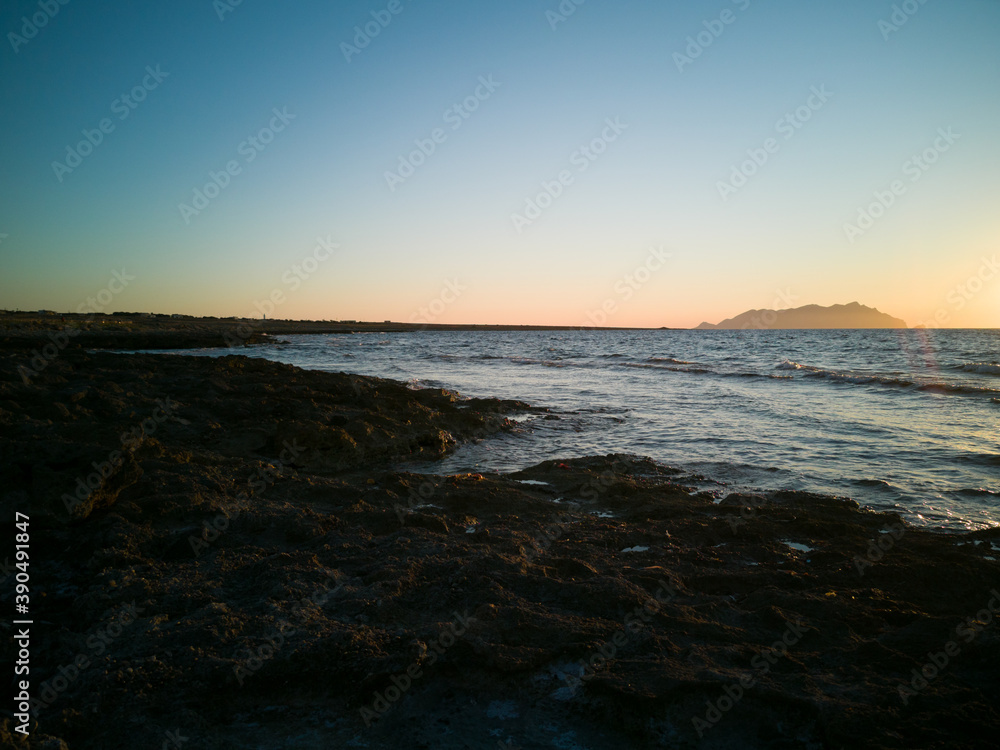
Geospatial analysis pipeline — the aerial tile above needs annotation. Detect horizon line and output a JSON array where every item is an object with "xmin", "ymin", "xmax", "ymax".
[{"xmin": 3, "ymin": 310, "xmax": 996, "ymax": 331}]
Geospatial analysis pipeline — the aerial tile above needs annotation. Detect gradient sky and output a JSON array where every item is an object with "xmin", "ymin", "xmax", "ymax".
[{"xmin": 1, "ymin": 0, "xmax": 998, "ymax": 327}]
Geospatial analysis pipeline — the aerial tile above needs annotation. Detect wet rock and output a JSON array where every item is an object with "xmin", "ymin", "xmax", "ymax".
[{"xmin": 1, "ymin": 351, "xmax": 998, "ymax": 749}]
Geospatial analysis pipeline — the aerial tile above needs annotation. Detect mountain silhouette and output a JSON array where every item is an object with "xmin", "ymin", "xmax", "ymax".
[{"xmin": 695, "ymin": 302, "xmax": 907, "ymax": 330}]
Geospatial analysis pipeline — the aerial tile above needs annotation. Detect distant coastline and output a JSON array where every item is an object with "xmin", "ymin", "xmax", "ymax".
[
  {"xmin": 0, "ymin": 311, "xmax": 674, "ymax": 350},
  {"xmin": 8, "ymin": 308, "xmax": 996, "ymax": 349}
]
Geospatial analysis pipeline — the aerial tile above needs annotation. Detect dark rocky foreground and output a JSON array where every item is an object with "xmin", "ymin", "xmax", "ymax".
[{"xmin": 1, "ymin": 350, "xmax": 998, "ymax": 749}]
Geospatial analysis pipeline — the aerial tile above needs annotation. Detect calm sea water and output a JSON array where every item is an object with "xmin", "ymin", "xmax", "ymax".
[{"xmin": 170, "ymin": 329, "xmax": 999, "ymax": 531}]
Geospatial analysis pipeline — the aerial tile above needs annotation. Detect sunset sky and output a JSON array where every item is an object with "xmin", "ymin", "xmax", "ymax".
[{"xmin": 1, "ymin": 0, "xmax": 998, "ymax": 328}]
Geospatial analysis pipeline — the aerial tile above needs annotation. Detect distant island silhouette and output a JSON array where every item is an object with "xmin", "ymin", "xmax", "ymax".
[{"xmin": 695, "ymin": 302, "xmax": 907, "ymax": 330}]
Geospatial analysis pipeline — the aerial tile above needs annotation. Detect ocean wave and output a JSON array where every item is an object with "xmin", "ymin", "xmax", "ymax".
[
  {"xmin": 776, "ymin": 360, "xmax": 821, "ymax": 372},
  {"xmin": 915, "ymin": 382, "xmax": 1000, "ymax": 397},
  {"xmin": 468, "ymin": 352, "xmax": 1000, "ymax": 400},
  {"xmin": 623, "ymin": 362, "xmax": 808, "ymax": 381},
  {"xmin": 777, "ymin": 361, "xmax": 1000, "ymax": 398},
  {"xmin": 952, "ymin": 488, "xmax": 1000, "ymax": 498},
  {"xmin": 620, "ymin": 362, "xmax": 711, "ymax": 374},
  {"xmin": 510, "ymin": 357, "xmax": 569, "ymax": 368},
  {"xmin": 853, "ymin": 478, "xmax": 896, "ymax": 489},
  {"xmin": 817, "ymin": 371, "xmax": 998, "ymax": 397},
  {"xmin": 731, "ymin": 372, "xmax": 795, "ymax": 381},
  {"xmin": 472, "ymin": 356, "xmax": 603, "ymax": 370},
  {"xmin": 647, "ymin": 357, "xmax": 695, "ymax": 365},
  {"xmin": 958, "ymin": 363, "xmax": 1000, "ymax": 377},
  {"xmin": 805, "ymin": 371, "xmax": 915, "ymax": 388},
  {"xmin": 954, "ymin": 453, "xmax": 1000, "ymax": 467}
]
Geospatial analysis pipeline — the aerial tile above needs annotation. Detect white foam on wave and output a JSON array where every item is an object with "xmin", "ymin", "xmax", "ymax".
[
  {"xmin": 776, "ymin": 359, "xmax": 823, "ymax": 372},
  {"xmin": 776, "ymin": 360, "xmax": 805, "ymax": 370}
]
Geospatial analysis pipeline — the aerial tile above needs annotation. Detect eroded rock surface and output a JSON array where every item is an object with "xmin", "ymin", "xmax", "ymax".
[{"xmin": 1, "ymin": 352, "xmax": 998, "ymax": 749}]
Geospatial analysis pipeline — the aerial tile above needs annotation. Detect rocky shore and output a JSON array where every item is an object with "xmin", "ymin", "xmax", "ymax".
[
  {"xmin": 0, "ymin": 311, "xmax": 658, "ymax": 359},
  {"xmin": 2, "ymin": 344, "xmax": 999, "ymax": 749}
]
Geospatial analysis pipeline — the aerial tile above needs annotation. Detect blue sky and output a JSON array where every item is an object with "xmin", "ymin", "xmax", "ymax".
[{"xmin": 1, "ymin": 0, "xmax": 998, "ymax": 327}]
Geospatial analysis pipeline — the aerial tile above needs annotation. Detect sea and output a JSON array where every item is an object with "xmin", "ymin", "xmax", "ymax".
[{"xmin": 167, "ymin": 328, "xmax": 999, "ymax": 531}]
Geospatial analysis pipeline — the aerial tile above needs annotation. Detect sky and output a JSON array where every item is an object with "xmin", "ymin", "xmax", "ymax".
[{"xmin": 1, "ymin": 0, "xmax": 998, "ymax": 328}]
